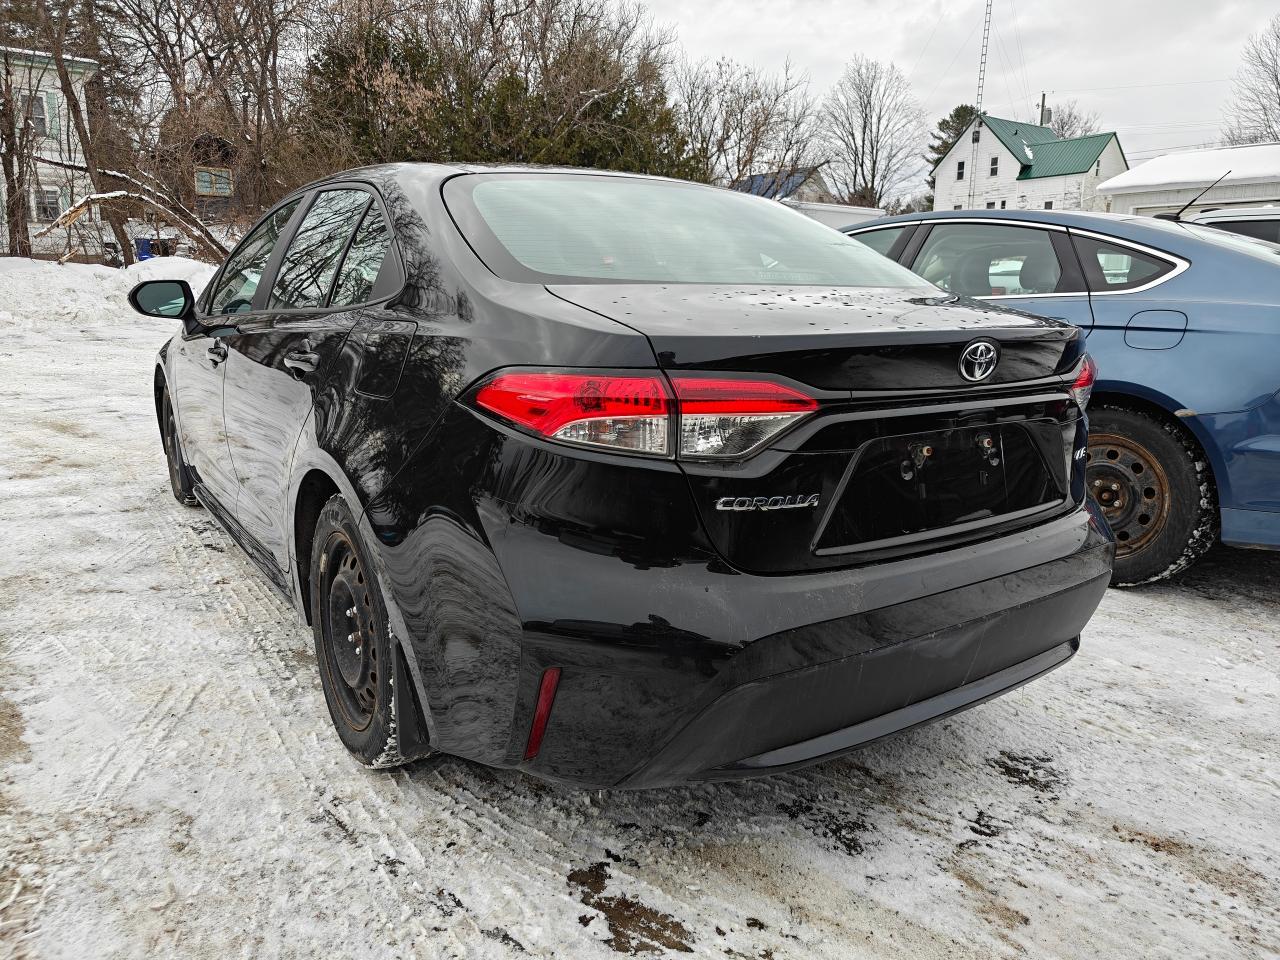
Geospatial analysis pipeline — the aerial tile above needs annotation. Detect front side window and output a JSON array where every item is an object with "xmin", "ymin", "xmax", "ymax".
[
  {"xmin": 330, "ymin": 204, "xmax": 392, "ymax": 306},
  {"xmin": 956, "ymin": 161, "xmax": 966, "ymax": 181},
  {"xmin": 847, "ymin": 225, "xmax": 907, "ymax": 258},
  {"xmin": 269, "ymin": 190, "xmax": 372, "ymax": 310},
  {"xmin": 447, "ymin": 174, "xmax": 929, "ymax": 288},
  {"xmin": 1073, "ymin": 235, "xmax": 1175, "ymax": 291},
  {"xmin": 911, "ymin": 222, "xmax": 1074, "ymax": 297},
  {"xmin": 207, "ymin": 200, "xmax": 300, "ymax": 315},
  {"xmin": 990, "ymin": 156, "xmax": 999, "ymax": 176}
]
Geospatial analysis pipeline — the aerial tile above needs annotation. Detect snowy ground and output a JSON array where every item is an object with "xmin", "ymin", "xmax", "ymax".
[{"xmin": 1, "ymin": 258, "xmax": 1277, "ymax": 960}]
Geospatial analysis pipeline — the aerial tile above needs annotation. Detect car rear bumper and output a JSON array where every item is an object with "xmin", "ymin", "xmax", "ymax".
[
  {"xmin": 370, "ymin": 413, "xmax": 1113, "ymax": 790},
  {"xmin": 503, "ymin": 505, "xmax": 1113, "ymax": 789}
]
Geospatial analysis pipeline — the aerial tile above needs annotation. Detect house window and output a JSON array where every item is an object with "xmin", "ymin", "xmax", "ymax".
[
  {"xmin": 990, "ymin": 156, "xmax": 999, "ymax": 176},
  {"xmin": 20, "ymin": 94, "xmax": 46, "ymax": 138},
  {"xmin": 972, "ymin": 128, "xmax": 980, "ymax": 143},
  {"xmin": 195, "ymin": 166, "xmax": 234, "ymax": 197},
  {"xmin": 1044, "ymin": 201, "xmax": 1054, "ymax": 210},
  {"xmin": 1000, "ymin": 200, "xmax": 1007, "ymax": 209},
  {"xmin": 33, "ymin": 187, "xmax": 61, "ymax": 222},
  {"xmin": 953, "ymin": 204, "xmax": 962, "ymax": 210},
  {"xmin": 986, "ymin": 202, "xmax": 996, "ymax": 209},
  {"xmin": 1095, "ymin": 160, "xmax": 1101, "ymax": 176},
  {"xmin": 956, "ymin": 161, "xmax": 965, "ymax": 181}
]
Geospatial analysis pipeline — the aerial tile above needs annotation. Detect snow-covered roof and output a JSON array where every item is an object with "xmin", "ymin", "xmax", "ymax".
[
  {"xmin": 1097, "ymin": 142, "xmax": 1280, "ymax": 195},
  {"xmin": 0, "ymin": 45, "xmax": 98, "ymax": 70}
]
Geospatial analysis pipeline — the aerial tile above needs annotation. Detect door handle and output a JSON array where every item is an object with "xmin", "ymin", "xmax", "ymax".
[
  {"xmin": 283, "ymin": 349, "xmax": 320, "ymax": 378},
  {"xmin": 206, "ymin": 341, "xmax": 228, "ymax": 365}
]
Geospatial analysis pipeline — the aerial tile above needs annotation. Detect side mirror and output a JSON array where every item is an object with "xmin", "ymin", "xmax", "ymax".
[{"xmin": 129, "ymin": 279, "xmax": 195, "ymax": 322}]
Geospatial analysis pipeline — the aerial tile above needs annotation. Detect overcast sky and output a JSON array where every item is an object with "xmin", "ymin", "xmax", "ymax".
[{"xmin": 644, "ymin": 0, "xmax": 1273, "ymax": 172}]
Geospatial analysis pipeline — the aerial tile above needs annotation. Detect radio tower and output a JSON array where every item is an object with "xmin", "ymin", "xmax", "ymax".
[{"xmin": 968, "ymin": 0, "xmax": 993, "ymax": 208}]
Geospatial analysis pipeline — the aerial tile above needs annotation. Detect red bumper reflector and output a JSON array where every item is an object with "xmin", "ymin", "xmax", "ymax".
[{"xmin": 523, "ymin": 667, "xmax": 562, "ymax": 761}]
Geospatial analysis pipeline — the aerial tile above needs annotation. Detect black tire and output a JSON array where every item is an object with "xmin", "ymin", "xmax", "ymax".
[
  {"xmin": 1086, "ymin": 405, "xmax": 1217, "ymax": 586},
  {"xmin": 161, "ymin": 390, "xmax": 200, "ymax": 507},
  {"xmin": 309, "ymin": 494, "xmax": 408, "ymax": 768}
]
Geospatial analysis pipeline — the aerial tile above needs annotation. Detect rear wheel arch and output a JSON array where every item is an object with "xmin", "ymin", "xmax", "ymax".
[
  {"xmin": 293, "ymin": 469, "xmax": 341, "ymax": 625},
  {"xmin": 1088, "ymin": 389, "xmax": 1221, "ymax": 500},
  {"xmin": 1086, "ymin": 392, "xmax": 1220, "ymax": 583}
]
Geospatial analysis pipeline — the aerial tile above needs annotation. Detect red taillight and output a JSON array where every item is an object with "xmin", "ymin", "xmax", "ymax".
[
  {"xmin": 523, "ymin": 667, "xmax": 561, "ymax": 761},
  {"xmin": 1070, "ymin": 354, "xmax": 1096, "ymax": 410},
  {"xmin": 474, "ymin": 371, "xmax": 673, "ymax": 455},
  {"xmin": 670, "ymin": 376, "xmax": 818, "ymax": 458},
  {"xmin": 470, "ymin": 369, "xmax": 818, "ymax": 459}
]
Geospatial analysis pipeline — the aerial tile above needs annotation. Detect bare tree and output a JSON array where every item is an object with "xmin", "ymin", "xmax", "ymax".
[
  {"xmin": 1047, "ymin": 99, "xmax": 1099, "ymax": 139},
  {"xmin": 674, "ymin": 56, "xmax": 822, "ymax": 188},
  {"xmin": 1224, "ymin": 13, "xmax": 1280, "ymax": 144},
  {"xmin": 821, "ymin": 54, "xmax": 923, "ymax": 207}
]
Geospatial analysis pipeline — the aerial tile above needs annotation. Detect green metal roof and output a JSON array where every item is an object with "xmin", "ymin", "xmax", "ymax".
[
  {"xmin": 941, "ymin": 114, "xmax": 1125, "ymax": 180},
  {"xmin": 1015, "ymin": 132, "xmax": 1118, "ymax": 180},
  {"xmin": 980, "ymin": 114, "xmax": 1059, "ymax": 162}
]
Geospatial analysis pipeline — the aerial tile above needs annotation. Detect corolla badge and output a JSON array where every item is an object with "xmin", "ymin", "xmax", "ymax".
[
  {"xmin": 959, "ymin": 339, "xmax": 1000, "ymax": 382},
  {"xmin": 715, "ymin": 494, "xmax": 820, "ymax": 512}
]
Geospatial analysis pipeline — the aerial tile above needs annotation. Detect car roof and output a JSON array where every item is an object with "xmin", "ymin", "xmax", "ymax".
[
  {"xmin": 305, "ymin": 161, "xmax": 692, "ymax": 191},
  {"xmin": 841, "ymin": 208, "xmax": 1145, "ymax": 232}
]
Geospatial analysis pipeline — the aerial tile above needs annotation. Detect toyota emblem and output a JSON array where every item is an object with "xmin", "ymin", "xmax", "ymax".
[{"xmin": 959, "ymin": 339, "xmax": 1000, "ymax": 382}]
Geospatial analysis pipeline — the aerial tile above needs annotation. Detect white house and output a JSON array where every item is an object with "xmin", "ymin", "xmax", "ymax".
[
  {"xmin": 1096, "ymin": 142, "xmax": 1280, "ymax": 217},
  {"xmin": 0, "ymin": 46, "xmax": 101, "ymax": 258},
  {"xmin": 932, "ymin": 114, "xmax": 1128, "ymax": 213}
]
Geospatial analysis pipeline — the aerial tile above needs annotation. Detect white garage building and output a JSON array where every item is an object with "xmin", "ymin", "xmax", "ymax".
[{"xmin": 1096, "ymin": 142, "xmax": 1280, "ymax": 217}]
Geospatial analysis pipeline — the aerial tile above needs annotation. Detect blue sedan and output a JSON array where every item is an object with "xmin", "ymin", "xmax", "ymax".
[{"xmin": 846, "ymin": 209, "xmax": 1280, "ymax": 585}]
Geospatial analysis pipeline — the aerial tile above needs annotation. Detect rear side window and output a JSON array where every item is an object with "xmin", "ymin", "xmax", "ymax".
[
  {"xmin": 1210, "ymin": 220, "xmax": 1280, "ymax": 244},
  {"xmin": 330, "ymin": 205, "xmax": 392, "ymax": 307},
  {"xmin": 848, "ymin": 226, "xmax": 907, "ymax": 258},
  {"xmin": 269, "ymin": 189, "xmax": 372, "ymax": 310},
  {"xmin": 910, "ymin": 222, "xmax": 1076, "ymax": 297},
  {"xmin": 207, "ymin": 200, "xmax": 299, "ymax": 315},
  {"xmin": 1072, "ymin": 235, "xmax": 1174, "ymax": 291}
]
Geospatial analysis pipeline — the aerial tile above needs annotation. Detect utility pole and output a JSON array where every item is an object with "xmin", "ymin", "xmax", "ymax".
[{"xmin": 968, "ymin": 0, "xmax": 993, "ymax": 208}]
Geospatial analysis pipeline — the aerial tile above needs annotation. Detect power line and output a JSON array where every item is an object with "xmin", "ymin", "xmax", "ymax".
[
  {"xmin": 924, "ymin": 20, "xmax": 981, "ymax": 106},
  {"xmin": 1048, "ymin": 79, "xmax": 1230, "ymax": 94}
]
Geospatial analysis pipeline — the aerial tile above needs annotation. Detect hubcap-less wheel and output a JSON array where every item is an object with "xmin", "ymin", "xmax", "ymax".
[
  {"xmin": 318, "ymin": 533, "xmax": 378, "ymax": 731},
  {"xmin": 1086, "ymin": 433, "xmax": 1172, "ymax": 559},
  {"xmin": 163, "ymin": 405, "xmax": 183, "ymax": 494}
]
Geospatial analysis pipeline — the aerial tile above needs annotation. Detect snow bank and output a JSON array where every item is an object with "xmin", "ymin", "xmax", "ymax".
[
  {"xmin": 0, "ymin": 256, "xmax": 217, "ymax": 330},
  {"xmin": 1098, "ymin": 142, "xmax": 1280, "ymax": 194}
]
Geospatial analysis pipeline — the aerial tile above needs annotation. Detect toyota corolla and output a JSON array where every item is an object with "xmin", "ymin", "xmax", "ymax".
[{"xmin": 130, "ymin": 166, "xmax": 1113, "ymax": 788}]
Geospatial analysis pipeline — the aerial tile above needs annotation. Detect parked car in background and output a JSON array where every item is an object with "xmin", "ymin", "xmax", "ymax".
[
  {"xmin": 1184, "ymin": 206, "xmax": 1280, "ymax": 244},
  {"xmin": 846, "ymin": 209, "xmax": 1280, "ymax": 585},
  {"xmin": 127, "ymin": 166, "xmax": 1112, "ymax": 788}
]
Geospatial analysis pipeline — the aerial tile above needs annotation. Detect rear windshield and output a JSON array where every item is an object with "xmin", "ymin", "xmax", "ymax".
[{"xmin": 446, "ymin": 174, "xmax": 929, "ymax": 287}]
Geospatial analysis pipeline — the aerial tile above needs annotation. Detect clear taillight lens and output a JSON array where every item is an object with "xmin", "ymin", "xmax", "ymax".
[
  {"xmin": 474, "ymin": 371, "xmax": 673, "ymax": 456},
  {"xmin": 670, "ymin": 376, "xmax": 818, "ymax": 458},
  {"xmin": 1070, "ymin": 354, "xmax": 1096, "ymax": 410},
  {"xmin": 470, "ymin": 369, "xmax": 818, "ymax": 459}
]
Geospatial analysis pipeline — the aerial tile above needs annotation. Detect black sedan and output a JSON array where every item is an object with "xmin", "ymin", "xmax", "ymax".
[{"xmin": 130, "ymin": 165, "xmax": 1113, "ymax": 788}]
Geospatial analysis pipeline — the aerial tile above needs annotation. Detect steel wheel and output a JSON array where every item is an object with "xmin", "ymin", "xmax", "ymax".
[
  {"xmin": 161, "ymin": 392, "xmax": 198, "ymax": 506},
  {"xmin": 1085, "ymin": 432, "xmax": 1171, "ymax": 559},
  {"xmin": 317, "ymin": 532, "xmax": 379, "ymax": 732}
]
